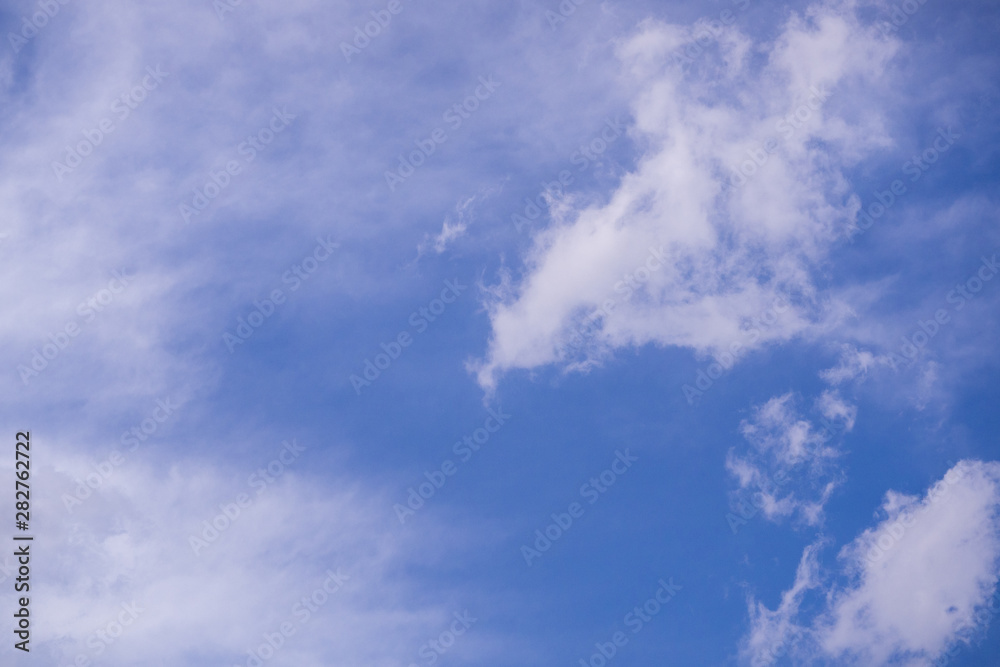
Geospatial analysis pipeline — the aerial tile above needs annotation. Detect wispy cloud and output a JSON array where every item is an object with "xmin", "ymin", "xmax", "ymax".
[{"xmin": 727, "ymin": 390, "xmax": 851, "ymax": 529}]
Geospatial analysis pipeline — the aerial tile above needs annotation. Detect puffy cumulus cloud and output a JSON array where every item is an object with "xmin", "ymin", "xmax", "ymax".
[
  {"xmin": 727, "ymin": 391, "xmax": 851, "ymax": 527},
  {"xmin": 0, "ymin": 438, "xmax": 493, "ymax": 666},
  {"xmin": 818, "ymin": 460, "xmax": 1000, "ymax": 664},
  {"xmin": 472, "ymin": 0, "xmax": 899, "ymax": 392},
  {"xmin": 741, "ymin": 460, "xmax": 1000, "ymax": 666}
]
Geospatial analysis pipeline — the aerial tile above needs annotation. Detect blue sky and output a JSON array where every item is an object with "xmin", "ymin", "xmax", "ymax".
[{"xmin": 1, "ymin": 0, "xmax": 999, "ymax": 665}]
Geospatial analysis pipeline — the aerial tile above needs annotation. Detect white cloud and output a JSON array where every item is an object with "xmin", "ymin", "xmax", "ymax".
[
  {"xmin": 743, "ymin": 541, "xmax": 825, "ymax": 667},
  {"xmin": 741, "ymin": 394, "xmax": 825, "ymax": 467},
  {"xmin": 727, "ymin": 391, "xmax": 850, "ymax": 526},
  {"xmin": 816, "ymin": 389, "xmax": 857, "ymax": 430},
  {"xmin": 0, "ymin": 0, "xmax": 359, "ymax": 422},
  {"xmin": 820, "ymin": 344, "xmax": 883, "ymax": 384},
  {"xmin": 741, "ymin": 460, "xmax": 1000, "ymax": 666},
  {"xmin": 0, "ymin": 438, "xmax": 497, "ymax": 666},
  {"xmin": 417, "ymin": 184, "xmax": 503, "ymax": 257},
  {"xmin": 424, "ymin": 216, "xmax": 469, "ymax": 255},
  {"xmin": 473, "ymin": 0, "xmax": 899, "ymax": 392}
]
